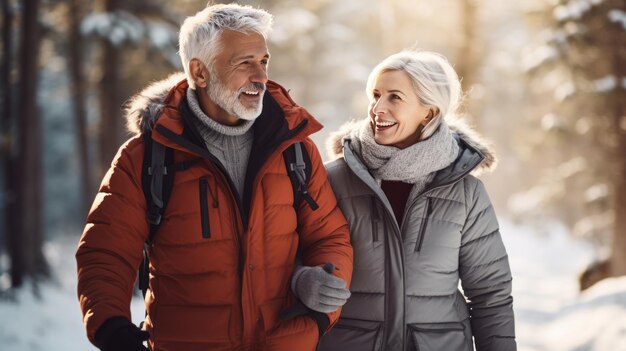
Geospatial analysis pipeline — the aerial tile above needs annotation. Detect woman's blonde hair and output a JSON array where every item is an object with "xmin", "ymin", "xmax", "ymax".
[{"xmin": 366, "ymin": 50, "xmax": 461, "ymax": 140}]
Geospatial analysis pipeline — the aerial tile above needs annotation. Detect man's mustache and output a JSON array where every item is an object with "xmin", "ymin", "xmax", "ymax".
[{"xmin": 239, "ymin": 83, "xmax": 266, "ymax": 93}]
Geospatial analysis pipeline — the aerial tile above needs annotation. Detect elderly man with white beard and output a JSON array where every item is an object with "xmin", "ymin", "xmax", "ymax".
[{"xmin": 76, "ymin": 4, "xmax": 353, "ymax": 351}]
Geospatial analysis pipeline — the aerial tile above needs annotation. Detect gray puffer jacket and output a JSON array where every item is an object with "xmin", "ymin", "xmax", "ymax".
[{"xmin": 319, "ymin": 120, "xmax": 516, "ymax": 351}]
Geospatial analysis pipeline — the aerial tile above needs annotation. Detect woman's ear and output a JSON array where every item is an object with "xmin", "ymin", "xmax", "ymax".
[
  {"xmin": 431, "ymin": 107, "xmax": 440, "ymax": 118},
  {"xmin": 422, "ymin": 107, "xmax": 440, "ymax": 126},
  {"xmin": 421, "ymin": 109, "xmax": 433, "ymax": 126},
  {"xmin": 189, "ymin": 59, "xmax": 209, "ymax": 89}
]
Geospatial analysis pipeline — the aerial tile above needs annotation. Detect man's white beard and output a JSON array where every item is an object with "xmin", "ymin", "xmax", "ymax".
[{"xmin": 206, "ymin": 70, "xmax": 265, "ymax": 121}]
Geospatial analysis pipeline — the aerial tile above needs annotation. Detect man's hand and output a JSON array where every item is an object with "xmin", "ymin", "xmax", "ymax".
[
  {"xmin": 95, "ymin": 317, "xmax": 149, "ymax": 351},
  {"xmin": 291, "ymin": 265, "xmax": 351, "ymax": 313}
]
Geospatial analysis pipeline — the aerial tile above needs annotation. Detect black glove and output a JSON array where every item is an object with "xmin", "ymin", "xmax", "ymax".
[{"xmin": 95, "ymin": 316, "xmax": 149, "ymax": 351}]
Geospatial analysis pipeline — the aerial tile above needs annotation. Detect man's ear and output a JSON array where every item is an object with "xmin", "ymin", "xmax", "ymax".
[{"xmin": 189, "ymin": 59, "xmax": 209, "ymax": 89}]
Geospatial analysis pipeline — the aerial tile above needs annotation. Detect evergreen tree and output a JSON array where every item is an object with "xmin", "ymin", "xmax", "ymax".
[{"xmin": 523, "ymin": 0, "xmax": 626, "ymax": 287}]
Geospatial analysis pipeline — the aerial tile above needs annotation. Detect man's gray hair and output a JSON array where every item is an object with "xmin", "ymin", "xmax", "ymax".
[
  {"xmin": 179, "ymin": 3, "xmax": 273, "ymax": 89},
  {"xmin": 366, "ymin": 50, "xmax": 462, "ymax": 140}
]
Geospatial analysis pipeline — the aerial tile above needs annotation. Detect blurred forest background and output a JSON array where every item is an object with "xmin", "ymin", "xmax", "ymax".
[{"xmin": 0, "ymin": 0, "xmax": 625, "ymax": 310}]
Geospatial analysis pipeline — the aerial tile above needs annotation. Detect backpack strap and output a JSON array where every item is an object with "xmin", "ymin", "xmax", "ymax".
[
  {"xmin": 141, "ymin": 132, "xmax": 176, "ymax": 242},
  {"xmin": 147, "ymin": 140, "xmax": 167, "ymax": 223},
  {"xmin": 284, "ymin": 141, "xmax": 319, "ymax": 212},
  {"xmin": 139, "ymin": 131, "xmax": 197, "ymax": 298}
]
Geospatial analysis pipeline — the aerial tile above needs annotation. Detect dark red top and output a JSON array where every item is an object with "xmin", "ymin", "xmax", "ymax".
[{"xmin": 381, "ymin": 180, "xmax": 414, "ymax": 225}]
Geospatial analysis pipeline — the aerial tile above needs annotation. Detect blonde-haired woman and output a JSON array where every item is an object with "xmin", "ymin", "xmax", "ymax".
[{"xmin": 319, "ymin": 51, "xmax": 516, "ymax": 351}]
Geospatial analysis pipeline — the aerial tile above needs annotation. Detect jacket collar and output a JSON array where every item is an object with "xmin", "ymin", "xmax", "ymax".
[
  {"xmin": 124, "ymin": 73, "xmax": 322, "ymax": 155},
  {"xmin": 327, "ymin": 117, "xmax": 497, "ymax": 177},
  {"xmin": 125, "ymin": 73, "xmax": 323, "ymax": 227},
  {"xmin": 342, "ymin": 134, "xmax": 485, "ymax": 191}
]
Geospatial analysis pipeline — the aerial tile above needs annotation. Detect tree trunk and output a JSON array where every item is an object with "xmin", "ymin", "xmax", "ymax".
[
  {"xmin": 15, "ymin": 0, "xmax": 48, "ymax": 287},
  {"xmin": 456, "ymin": 0, "xmax": 480, "ymax": 126},
  {"xmin": 1, "ymin": 0, "xmax": 24, "ymax": 288},
  {"xmin": 0, "ymin": 0, "xmax": 18, "ymax": 280},
  {"xmin": 608, "ymin": 3, "xmax": 626, "ymax": 275},
  {"xmin": 612, "ymin": 123, "xmax": 626, "ymax": 276},
  {"xmin": 456, "ymin": 0, "xmax": 478, "ymax": 90},
  {"xmin": 98, "ymin": 0, "xmax": 122, "ymax": 178},
  {"xmin": 1, "ymin": 0, "xmax": 12, "ymax": 131},
  {"xmin": 69, "ymin": 0, "xmax": 92, "ymax": 216}
]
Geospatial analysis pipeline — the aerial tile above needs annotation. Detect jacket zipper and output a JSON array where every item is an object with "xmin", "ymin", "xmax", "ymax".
[
  {"xmin": 199, "ymin": 177, "xmax": 211, "ymax": 239},
  {"xmin": 398, "ymin": 164, "xmax": 476, "ymax": 236},
  {"xmin": 369, "ymin": 191, "xmax": 405, "ymax": 351},
  {"xmin": 200, "ymin": 177, "xmax": 211, "ymax": 239},
  {"xmin": 371, "ymin": 196, "xmax": 380, "ymax": 243},
  {"xmin": 414, "ymin": 197, "xmax": 431, "ymax": 253},
  {"xmin": 199, "ymin": 176, "xmax": 220, "ymax": 239}
]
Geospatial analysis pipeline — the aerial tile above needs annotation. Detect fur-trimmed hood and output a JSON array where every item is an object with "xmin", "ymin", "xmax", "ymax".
[
  {"xmin": 123, "ymin": 72, "xmax": 320, "ymax": 140},
  {"xmin": 125, "ymin": 72, "xmax": 188, "ymax": 135},
  {"xmin": 325, "ymin": 117, "xmax": 498, "ymax": 175}
]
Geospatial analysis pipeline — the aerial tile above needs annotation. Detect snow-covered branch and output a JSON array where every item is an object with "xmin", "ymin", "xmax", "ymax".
[
  {"xmin": 553, "ymin": 0, "xmax": 605, "ymax": 22},
  {"xmin": 523, "ymin": 45, "xmax": 560, "ymax": 72},
  {"xmin": 81, "ymin": 11, "xmax": 143, "ymax": 46},
  {"xmin": 591, "ymin": 75, "xmax": 619, "ymax": 93},
  {"xmin": 555, "ymin": 81, "xmax": 577, "ymax": 101},
  {"xmin": 81, "ymin": 10, "xmax": 178, "ymax": 51},
  {"xmin": 608, "ymin": 9, "xmax": 626, "ymax": 30}
]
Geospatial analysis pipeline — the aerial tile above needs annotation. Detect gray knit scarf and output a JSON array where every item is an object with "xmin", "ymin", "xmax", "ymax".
[{"xmin": 347, "ymin": 118, "xmax": 460, "ymax": 195}]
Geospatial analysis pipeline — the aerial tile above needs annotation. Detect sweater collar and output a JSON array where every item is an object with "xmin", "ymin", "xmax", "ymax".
[{"xmin": 185, "ymin": 86, "xmax": 255, "ymax": 137}]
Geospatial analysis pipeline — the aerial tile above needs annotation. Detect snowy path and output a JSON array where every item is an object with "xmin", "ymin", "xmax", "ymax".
[
  {"xmin": 0, "ymin": 220, "xmax": 624, "ymax": 351},
  {"xmin": 0, "ymin": 238, "xmax": 145, "ymax": 351},
  {"xmin": 502, "ymin": 220, "xmax": 626, "ymax": 351}
]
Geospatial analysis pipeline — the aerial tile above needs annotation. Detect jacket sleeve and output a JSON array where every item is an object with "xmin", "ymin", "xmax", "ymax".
[
  {"xmin": 76, "ymin": 137, "xmax": 149, "ymax": 344},
  {"xmin": 458, "ymin": 178, "xmax": 516, "ymax": 351},
  {"xmin": 296, "ymin": 138, "xmax": 354, "ymax": 333}
]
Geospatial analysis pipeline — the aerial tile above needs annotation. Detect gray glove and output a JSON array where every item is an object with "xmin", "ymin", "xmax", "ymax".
[{"xmin": 291, "ymin": 265, "xmax": 351, "ymax": 313}]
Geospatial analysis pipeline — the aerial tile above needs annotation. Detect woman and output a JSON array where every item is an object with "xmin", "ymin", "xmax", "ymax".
[{"xmin": 319, "ymin": 51, "xmax": 516, "ymax": 351}]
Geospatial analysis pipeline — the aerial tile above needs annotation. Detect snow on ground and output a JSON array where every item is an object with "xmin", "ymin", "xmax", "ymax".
[
  {"xmin": 0, "ymin": 237, "xmax": 144, "ymax": 351},
  {"xmin": 536, "ymin": 277, "xmax": 626, "ymax": 351},
  {"xmin": 501, "ymin": 220, "xmax": 626, "ymax": 351},
  {"xmin": 0, "ymin": 220, "xmax": 624, "ymax": 351}
]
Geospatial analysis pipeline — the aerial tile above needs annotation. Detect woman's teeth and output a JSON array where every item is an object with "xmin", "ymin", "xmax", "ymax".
[{"xmin": 376, "ymin": 121, "xmax": 397, "ymax": 127}]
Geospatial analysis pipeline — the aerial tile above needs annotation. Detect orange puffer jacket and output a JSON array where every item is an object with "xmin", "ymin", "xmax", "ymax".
[{"xmin": 76, "ymin": 75, "xmax": 353, "ymax": 351}]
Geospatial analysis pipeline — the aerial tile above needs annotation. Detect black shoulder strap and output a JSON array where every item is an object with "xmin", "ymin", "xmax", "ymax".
[
  {"xmin": 141, "ymin": 132, "xmax": 175, "ymax": 243},
  {"xmin": 284, "ymin": 141, "xmax": 319, "ymax": 212},
  {"xmin": 139, "ymin": 131, "xmax": 197, "ymax": 298}
]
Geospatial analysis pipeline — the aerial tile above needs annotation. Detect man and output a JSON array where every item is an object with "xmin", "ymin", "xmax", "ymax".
[{"xmin": 76, "ymin": 4, "xmax": 353, "ymax": 351}]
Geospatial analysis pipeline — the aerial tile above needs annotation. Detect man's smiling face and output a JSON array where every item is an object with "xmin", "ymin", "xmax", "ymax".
[{"xmin": 205, "ymin": 29, "xmax": 270, "ymax": 124}]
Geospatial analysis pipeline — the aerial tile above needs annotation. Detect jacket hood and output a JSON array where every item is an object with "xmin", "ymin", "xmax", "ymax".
[
  {"xmin": 325, "ymin": 117, "xmax": 498, "ymax": 175},
  {"xmin": 125, "ymin": 72, "xmax": 187, "ymax": 135}
]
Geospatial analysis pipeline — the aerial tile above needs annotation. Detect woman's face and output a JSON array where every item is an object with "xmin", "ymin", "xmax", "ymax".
[{"xmin": 368, "ymin": 70, "xmax": 431, "ymax": 149}]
